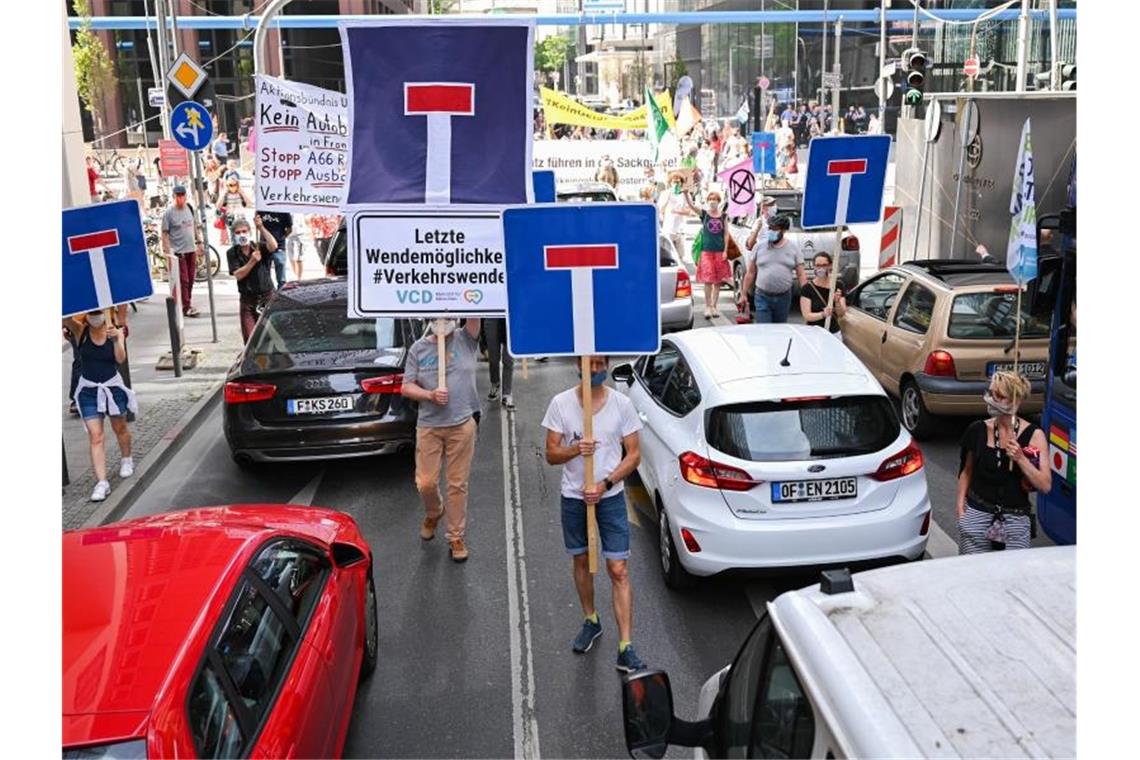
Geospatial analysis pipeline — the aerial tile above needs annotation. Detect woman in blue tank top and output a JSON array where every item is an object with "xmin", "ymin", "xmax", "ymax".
[{"xmin": 64, "ymin": 309, "xmax": 137, "ymax": 503}]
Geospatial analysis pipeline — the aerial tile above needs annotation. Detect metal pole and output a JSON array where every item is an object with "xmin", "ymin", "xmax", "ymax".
[
  {"xmin": 878, "ymin": 0, "xmax": 887, "ymax": 123},
  {"xmin": 1048, "ymin": 0, "xmax": 1060, "ymax": 90},
  {"xmin": 169, "ymin": 0, "xmax": 180, "ymax": 57},
  {"xmin": 912, "ymin": 138, "xmax": 930, "ymax": 261},
  {"xmin": 1015, "ymin": 0, "xmax": 1029, "ymax": 93},
  {"xmin": 166, "ymin": 296, "xmax": 183, "ymax": 377},
  {"xmin": 949, "ymin": 105, "xmax": 970, "ymax": 259},
  {"xmin": 911, "ymin": 0, "xmax": 919, "ymax": 47},
  {"xmin": 192, "ymin": 152, "xmax": 218, "ymax": 342},
  {"xmin": 153, "ymin": 0, "xmax": 171, "ymax": 138},
  {"xmin": 821, "ymin": 0, "xmax": 829, "ymax": 104},
  {"xmin": 255, "ymin": 0, "xmax": 292, "ymax": 75},
  {"xmin": 832, "ymin": 16, "xmax": 841, "ymax": 133},
  {"xmin": 794, "ymin": 0, "xmax": 800, "ymax": 101}
]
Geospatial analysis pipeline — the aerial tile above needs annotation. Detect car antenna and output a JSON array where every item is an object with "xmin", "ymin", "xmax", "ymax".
[{"xmin": 780, "ymin": 338, "xmax": 793, "ymax": 367}]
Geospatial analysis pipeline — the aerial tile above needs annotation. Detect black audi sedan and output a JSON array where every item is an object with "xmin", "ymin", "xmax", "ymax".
[{"xmin": 223, "ymin": 278, "xmax": 422, "ymax": 466}]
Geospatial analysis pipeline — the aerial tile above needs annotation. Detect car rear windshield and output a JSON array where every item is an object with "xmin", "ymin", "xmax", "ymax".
[
  {"xmin": 707, "ymin": 395, "xmax": 900, "ymax": 461},
  {"xmin": 250, "ymin": 309, "xmax": 402, "ymax": 355},
  {"xmin": 948, "ymin": 291, "xmax": 1051, "ymax": 339}
]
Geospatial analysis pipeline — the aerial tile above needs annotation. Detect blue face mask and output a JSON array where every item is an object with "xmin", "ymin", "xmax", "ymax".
[
  {"xmin": 580, "ymin": 370, "xmax": 608, "ymax": 387},
  {"xmin": 767, "ymin": 230, "xmax": 782, "ymax": 244}
]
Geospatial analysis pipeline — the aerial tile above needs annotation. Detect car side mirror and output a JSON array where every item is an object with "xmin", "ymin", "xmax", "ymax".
[
  {"xmin": 622, "ymin": 670, "xmax": 674, "ymax": 759},
  {"xmin": 611, "ymin": 363, "xmax": 635, "ymax": 387}
]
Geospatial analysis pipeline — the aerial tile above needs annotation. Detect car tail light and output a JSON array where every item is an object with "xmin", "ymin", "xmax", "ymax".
[
  {"xmin": 679, "ymin": 451, "xmax": 761, "ymax": 491},
  {"xmin": 224, "ymin": 381, "xmax": 276, "ymax": 404},
  {"xmin": 680, "ymin": 528, "xmax": 702, "ymax": 553},
  {"xmin": 361, "ymin": 374, "xmax": 404, "ymax": 394},
  {"xmin": 923, "ymin": 350, "xmax": 957, "ymax": 377},
  {"xmin": 872, "ymin": 441, "xmax": 925, "ymax": 482},
  {"xmin": 675, "ymin": 268, "xmax": 692, "ymax": 299},
  {"xmin": 841, "ymin": 235, "xmax": 860, "ymax": 251},
  {"xmin": 920, "ymin": 511, "xmax": 931, "ymax": 536}
]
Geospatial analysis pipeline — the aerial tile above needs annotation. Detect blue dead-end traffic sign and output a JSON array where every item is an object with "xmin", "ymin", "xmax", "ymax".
[
  {"xmin": 502, "ymin": 203, "xmax": 660, "ymax": 357},
  {"xmin": 801, "ymin": 135, "xmax": 891, "ymax": 229},
  {"xmin": 170, "ymin": 100, "xmax": 214, "ymax": 152},
  {"xmin": 533, "ymin": 170, "xmax": 556, "ymax": 202},
  {"xmin": 63, "ymin": 200, "xmax": 152, "ymax": 317}
]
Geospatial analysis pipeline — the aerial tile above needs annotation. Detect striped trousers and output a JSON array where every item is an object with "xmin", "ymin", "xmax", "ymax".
[{"xmin": 957, "ymin": 505, "xmax": 1032, "ymax": 555}]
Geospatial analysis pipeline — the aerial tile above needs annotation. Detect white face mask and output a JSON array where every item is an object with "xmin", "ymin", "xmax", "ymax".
[
  {"xmin": 431, "ymin": 319, "xmax": 458, "ymax": 337},
  {"xmin": 235, "ymin": 233, "xmax": 251, "ymax": 246},
  {"xmin": 87, "ymin": 314, "xmax": 105, "ymax": 328}
]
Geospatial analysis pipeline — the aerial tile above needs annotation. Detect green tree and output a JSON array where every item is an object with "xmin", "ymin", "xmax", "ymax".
[
  {"xmin": 72, "ymin": 0, "xmax": 117, "ymax": 144},
  {"xmin": 668, "ymin": 50, "xmax": 688, "ymax": 93},
  {"xmin": 534, "ymin": 36, "xmax": 571, "ymax": 74}
]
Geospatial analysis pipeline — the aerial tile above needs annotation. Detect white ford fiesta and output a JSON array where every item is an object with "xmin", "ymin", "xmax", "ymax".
[{"xmin": 611, "ymin": 324, "xmax": 931, "ymax": 588}]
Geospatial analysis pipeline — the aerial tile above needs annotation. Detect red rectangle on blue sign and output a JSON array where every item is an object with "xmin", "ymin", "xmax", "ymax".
[
  {"xmin": 68, "ymin": 229, "xmax": 120, "ymax": 253},
  {"xmin": 544, "ymin": 244, "xmax": 619, "ymax": 269},
  {"xmin": 827, "ymin": 159, "xmax": 868, "ymax": 175},
  {"xmin": 405, "ymin": 83, "xmax": 475, "ymax": 115}
]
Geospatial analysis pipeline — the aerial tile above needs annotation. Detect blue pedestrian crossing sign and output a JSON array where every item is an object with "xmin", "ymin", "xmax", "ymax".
[
  {"xmin": 170, "ymin": 100, "xmax": 214, "ymax": 152},
  {"xmin": 801, "ymin": 135, "xmax": 891, "ymax": 229},
  {"xmin": 63, "ymin": 200, "xmax": 153, "ymax": 317},
  {"xmin": 533, "ymin": 170, "xmax": 556, "ymax": 203},
  {"xmin": 502, "ymin": 203, "xmax": 660, "ymax": 357}
]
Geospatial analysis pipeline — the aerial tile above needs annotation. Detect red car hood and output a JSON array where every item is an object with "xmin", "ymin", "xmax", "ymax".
[{"xmin": 63, "ymin": 711, "xmax": 149, "ymax": 749}]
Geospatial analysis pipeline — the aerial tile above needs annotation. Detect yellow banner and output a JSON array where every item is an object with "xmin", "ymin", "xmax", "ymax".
[{"xmin": 540, "ymin": 87, "xmax": 675, "ymax": 131}]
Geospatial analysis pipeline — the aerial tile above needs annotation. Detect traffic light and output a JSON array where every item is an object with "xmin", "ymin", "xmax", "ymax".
[
  {"xmin": 902, "ymin": 48, "xmax": 927, "ymax": 106},
  {"xmin": 1060, "ymin": 63, "xmax": 1076, "ymax": 91}
]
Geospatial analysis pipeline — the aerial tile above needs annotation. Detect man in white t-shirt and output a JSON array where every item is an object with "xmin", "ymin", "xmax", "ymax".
[{"xmin": 542, "ymin": 355, "xmax": 646, "ymax": 673}]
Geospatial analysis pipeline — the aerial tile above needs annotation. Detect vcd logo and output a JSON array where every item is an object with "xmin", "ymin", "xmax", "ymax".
[{"xmin": 396, "ymin": 289, "xmax": 433, "ymax": 304}]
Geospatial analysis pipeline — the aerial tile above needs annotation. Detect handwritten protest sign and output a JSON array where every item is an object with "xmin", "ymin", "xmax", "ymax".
[{"xmin": 255, "ymin": 75, "xmax": 349, "ymax": 212}]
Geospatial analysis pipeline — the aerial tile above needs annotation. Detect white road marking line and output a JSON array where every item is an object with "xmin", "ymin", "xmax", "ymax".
[
  {"xmin": 925, "ymin": 515, "xmax": 958, "ymax": 559},
  {"xmin": 287, "ymin": 469, "xmax": 325, "ymax": 507},
  {"xmin": 501, "ymin": 406, "xmax": 542, "ymax": 759}
]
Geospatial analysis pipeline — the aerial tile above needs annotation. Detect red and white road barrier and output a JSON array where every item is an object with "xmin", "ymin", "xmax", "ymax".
[{"xmin": 880, "ymin": 205, "xmax": 901, "ymax": 268}]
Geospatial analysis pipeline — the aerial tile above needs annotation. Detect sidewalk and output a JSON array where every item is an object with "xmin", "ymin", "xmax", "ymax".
[{"xmin": 61, "ymin": 224, "xmax": 330, "ymax": 530}]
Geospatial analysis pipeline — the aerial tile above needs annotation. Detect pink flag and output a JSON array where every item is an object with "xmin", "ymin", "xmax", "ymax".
[{"xmin": 716, "ymin": 157, "xmax": 757, "ymax": 217}]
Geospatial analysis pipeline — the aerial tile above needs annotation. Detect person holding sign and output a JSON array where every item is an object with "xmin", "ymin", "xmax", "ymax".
[
  {"xmin": 542, "ymin": 356, "xmax": 647, "ymax": 673},
  {"xmin": 402, "ymin": 318, "xmax": 482, "ymax": 563},
  {"xmin": 799, "ymin": 252, "xmax": 847, "ymax": 337},
  {"xmin": 684, "ymin": 188, "xmax": 732, "ymax": 320}
]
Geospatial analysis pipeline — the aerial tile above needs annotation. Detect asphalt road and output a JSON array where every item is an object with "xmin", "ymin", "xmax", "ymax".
[{"xmin": 119, "ymin": 310, "xmax": 995, "ymax": 759}]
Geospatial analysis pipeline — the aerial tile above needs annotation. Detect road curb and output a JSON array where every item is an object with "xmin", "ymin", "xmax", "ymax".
[{"xmin": 82, "ymin": 381, "xmax": 224, "ymax": 528}]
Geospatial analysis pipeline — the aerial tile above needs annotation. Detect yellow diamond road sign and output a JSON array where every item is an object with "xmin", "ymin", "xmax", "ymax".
[{"xmin": 166, "ymin": 53, "xmax": 207, "ymax": 99}]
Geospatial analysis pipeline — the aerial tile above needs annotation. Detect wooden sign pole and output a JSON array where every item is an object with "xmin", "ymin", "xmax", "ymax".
[
  {"xmin": 581, "ymin": 355, "xmax": 599, "ymax": 575},
  {"xmin": 823, "ymin": 226, "xmax": 843, "ymax": 331},
  {"xmin": 434, "ymin": 319, "xmax": 448, "ymax": 390}
]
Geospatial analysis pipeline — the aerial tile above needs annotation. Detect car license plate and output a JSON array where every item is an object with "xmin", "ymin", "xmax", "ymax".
[
  {"xmin": 287, "ymin": 396, "xmax": 356, "ymax": 415},
  {"xmin": 771, "ymin": 477, "xmax": 858, "ymax": 503},
  {"xmin": 987, "ymin": 361, "xmax": 1045, "ymax": 380}
]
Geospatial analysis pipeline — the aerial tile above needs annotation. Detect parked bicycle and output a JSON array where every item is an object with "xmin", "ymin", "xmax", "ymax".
[
  {"xmin": 145, "ymin": 220, "xmax": 221, "ymax": 283},
  {"xmin": 91, "ymin": 145, "xmax": 126, "ymax": 176}
]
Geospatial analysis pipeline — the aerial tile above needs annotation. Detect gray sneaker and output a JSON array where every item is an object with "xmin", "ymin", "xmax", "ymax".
[
  {"xmin": 572, "ymin": 617, "xmax": 602, "ymax": 654},
  {"xmin": 487, "ymin": 384, "xmax": 500, "ymax": 401},
  {"xmin": 502, "ymin": 394, "xmax": 515, "ymax": 409}
]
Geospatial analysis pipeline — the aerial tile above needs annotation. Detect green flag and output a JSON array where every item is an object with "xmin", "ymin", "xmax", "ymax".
[{"xmin": 645, "ymin": 86, "xmax": 669, "ymax": 161}]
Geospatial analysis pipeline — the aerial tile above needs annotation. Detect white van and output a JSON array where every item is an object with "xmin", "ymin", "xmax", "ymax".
[{"xmin": 621, "ymin": 546, "xmax": 1075, "ymax": 759}]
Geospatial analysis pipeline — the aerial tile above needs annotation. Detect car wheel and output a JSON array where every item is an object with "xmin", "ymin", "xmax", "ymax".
[
  {"xmin": 900, "ymin": 379, "xmax": 935, "ymax": 440},
  {"xmin": 658, "ymin": 506, "xmax": 695, "ymax": 590},
  {"xmin": 360, "ymin": 573, "xmax": 378, "ymax": 678}
]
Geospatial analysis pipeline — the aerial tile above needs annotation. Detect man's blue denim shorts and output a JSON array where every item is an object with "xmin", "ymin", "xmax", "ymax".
[{"xmin": 560, "ymin": 492, "xmax": 631, "ymax": 561}]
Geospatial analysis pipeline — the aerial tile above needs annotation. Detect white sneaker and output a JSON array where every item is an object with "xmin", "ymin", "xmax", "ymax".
[
  {"xmin": 119, "ymin": 457, "xmax": 135, "ymax": 478},
  {"xmin": 90, "ymin": 480, "xmax": 111, "ymax": 502},
  {"xmin": 502, "ymin": 394, "xmax": 515, "ymax": 409},
  {"xmin": 487, "ymin": 384, "xmax": 500, "ymax": 401}
]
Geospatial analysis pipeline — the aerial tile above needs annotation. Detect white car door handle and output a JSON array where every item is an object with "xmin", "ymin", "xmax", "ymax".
[{"xmin": 638, "ymin": 411, "xmax": 649, "ymax": 422}]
